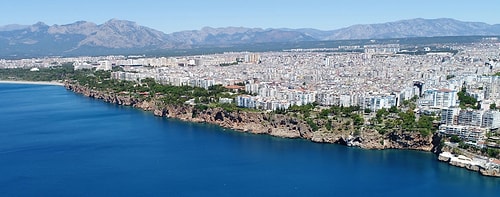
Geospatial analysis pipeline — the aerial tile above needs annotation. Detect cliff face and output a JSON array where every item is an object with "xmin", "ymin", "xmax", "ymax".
[
  {"xmin": 183, "ymin": 107, "xmax": 310, "ymax": 139},
  {"xmin": 65, "ymin": 83, "xmax": 143, "ymax": 107},
  {"xmin": 311, "ymin": 127, "xmax": 435, "ymax": 151},
  {"xmin": 65, "ymin": 82, "xmax": 437, "ymax": 151}
]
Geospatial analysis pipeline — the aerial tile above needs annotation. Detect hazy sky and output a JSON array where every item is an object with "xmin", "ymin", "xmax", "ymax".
[{"xmin": 2, "ymin": 0, "xmax": 499, "ymax": 33}]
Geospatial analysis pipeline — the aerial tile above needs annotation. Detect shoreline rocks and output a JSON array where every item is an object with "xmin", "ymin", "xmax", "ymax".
[{"xmin": 438, "ymin": 152, "xmax": 500, "ymax": 177}]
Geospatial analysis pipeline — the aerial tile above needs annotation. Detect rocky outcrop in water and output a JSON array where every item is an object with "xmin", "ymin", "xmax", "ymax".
[
  {"xmin": 480, "ymin": 167, "xmax": 500, "ymax": 177},
  {"xmin": 437, "ymin": 151, "xmax": 500, "ymax": 177}
]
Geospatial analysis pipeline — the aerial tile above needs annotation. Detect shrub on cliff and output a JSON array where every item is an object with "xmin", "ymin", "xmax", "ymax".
[
  {"xmin": 487, "ymin": 148, "xmax": 499, "ymax": 158},
  {"xmin": 306, "ymin": 118, "xmax": 319, "ymax": 131},
  {"xmin": 377, "ymin": 127, "xmax": 387, "ymax": 135},
  {"xmin": 419, "ymin": 128, "xmax": 431, "ymax": 137}
]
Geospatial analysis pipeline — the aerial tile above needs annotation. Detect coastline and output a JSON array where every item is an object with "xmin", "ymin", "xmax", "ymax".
[
  {"xmin": 62, "ymin": 81, "xmax": 500, "ymax": 178},
  {"xmin": 0, "ymin": 80, "xmax": 65, "ymax": 86},
  {"xmin": 63, "ymin": 82, "xmax": 439, "ymax": 151}
]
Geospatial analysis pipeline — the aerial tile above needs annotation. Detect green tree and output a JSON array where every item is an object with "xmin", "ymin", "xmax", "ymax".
[
  {"xmin": 319, "ymin": 108, "xmax": 332, "ymax": 119},
  {"xmin": 417, "ymin": 115, "xmax": 434, "ymax": 130},
  {"xmin": 487, "ymin": 148, "xmax": 499, "ymax": 158},
  {"xmin": 458, "ymin": 86, "xmax": 477, "ymax": 109},
  {"xmin": 376, "ymin": 108, "xmax": 389, "ymax": 118},
  {"xmin": 398, "ymin": 109, "xmax": 416, "ymax": 130},
  {"xmin": 377, "ymin": 127, "xmax": 387, "ymax": 135},
  {"xmin": 450, "ymin": 135, "xmax": 461, "ymax": 143},
  {"xmin": 388, "ymin": 106, "xmax": 399, "ymax": 113},
  {"xmin": 351, "ymin": 113, "xmax": 364, "ymax": 126}
]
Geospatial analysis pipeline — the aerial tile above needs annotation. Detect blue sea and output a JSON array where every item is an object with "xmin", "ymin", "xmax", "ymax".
[{"xmin": 0, "ymin": 83, "xmax": 499, "ymax": 196}]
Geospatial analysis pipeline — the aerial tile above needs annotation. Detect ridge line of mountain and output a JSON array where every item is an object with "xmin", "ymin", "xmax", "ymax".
[{"xmin": 1, "ymin": 18, "xmax": 499, "ymax": 57}]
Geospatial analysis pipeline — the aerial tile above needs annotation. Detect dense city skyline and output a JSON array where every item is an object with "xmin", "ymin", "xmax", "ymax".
[{"xmin": 2, "ymin": 0, "xmax": 500, "ymax": 33}]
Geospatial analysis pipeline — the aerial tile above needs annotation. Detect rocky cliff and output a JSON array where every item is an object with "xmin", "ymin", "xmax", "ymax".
[
  {"xmin": 311, "ymin": 127, "xmax": 435, "ymax": 151},
  {"xmin": 65, "ymin": 82, "xmax": 438, "ymax": 151}
]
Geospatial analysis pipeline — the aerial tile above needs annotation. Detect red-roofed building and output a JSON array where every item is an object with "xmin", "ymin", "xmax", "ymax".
[{"xmin": 225, "ymin": 85, "xmax": 245, "ymax": 92}]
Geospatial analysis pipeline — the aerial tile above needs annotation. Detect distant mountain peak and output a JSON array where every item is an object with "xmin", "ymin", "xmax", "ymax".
[
  {"xmin": 33, "ymin": 21, "xmax": 48, "ymax": 26},
  {"xmin": 47, "ymin": 20, "xmax": 97, "ymax": 35},
  {"xmin": 325, "ymin": 18, "xmax": 498, "ymax": 40},
  {"xmin": 26, "ymin": 22, "xmax": 48, "ymax": 32},
  {"xmin": 0, "ymin": 18, "xmax": 499, "ymax": 57}
]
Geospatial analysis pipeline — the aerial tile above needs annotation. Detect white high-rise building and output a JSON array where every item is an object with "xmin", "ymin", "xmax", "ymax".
[
  {"xmin": 482, "ymin": 110, "xmax": 500, "ymax": 129},
  {"xmin": 96, "ymin": 60, "xmax": 112, "ymax": 71},
  {"xmin": 457, "ymin": 109, "xmax": 484, "ymax": 127},
  {"xmin": 420, "ymin": 88, "xmax": 458, "ymax": 108},
  {"xmin": 441, "ymin": 107, "xmax": 460, "ymax": 125}
]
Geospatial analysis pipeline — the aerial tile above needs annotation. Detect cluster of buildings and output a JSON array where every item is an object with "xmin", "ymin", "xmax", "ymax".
[
  {"xmin": 106, "ymin": 43, "xmax": 500, "ymax": 115},
  {"xmin": 236, "ymin": 86, "xmax": 316, "ymax": 110},
  {"xmin": 74, "ymin": 60, "xmax": 112, "ymax": 71},
  {"xmin": 364, "ymin": 44, "xmax": 400, "ymax": 54},
  {"xmin": 412, "ymin": 70, "xmax": 500, "ymax": 144},
  {"xmin": 73, "ymin": 52, "xmax": 260, "ymax": 69},
  {"xmin": 440, "ymin": 107, "xmax": 500, "ymax": 142},
  {"xmin": 2, "ymin": 40, "xmax": 500, "ymax": 144},
  {"xmin": 104, "ymin": 43, "xmax": 500, "ymax": 119},
  {"xmin": 0, "ymin": 57, "xmax": 62, "ymax": 68}
]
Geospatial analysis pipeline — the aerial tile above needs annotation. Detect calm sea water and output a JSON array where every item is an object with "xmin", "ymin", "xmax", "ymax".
[{"xmin": 0, "ymin": 83, "xmax": 498, "ymax": 196}]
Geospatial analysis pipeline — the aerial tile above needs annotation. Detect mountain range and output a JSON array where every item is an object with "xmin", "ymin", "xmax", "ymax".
[{"xmin": 0, "ymin": 18, "xmax": 499, "ymax": 57}]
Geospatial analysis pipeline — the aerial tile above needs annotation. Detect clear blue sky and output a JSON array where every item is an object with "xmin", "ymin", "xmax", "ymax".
[{"xmin": 2, "ymin": 0, "xmax": 499, "ymax": 33}]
